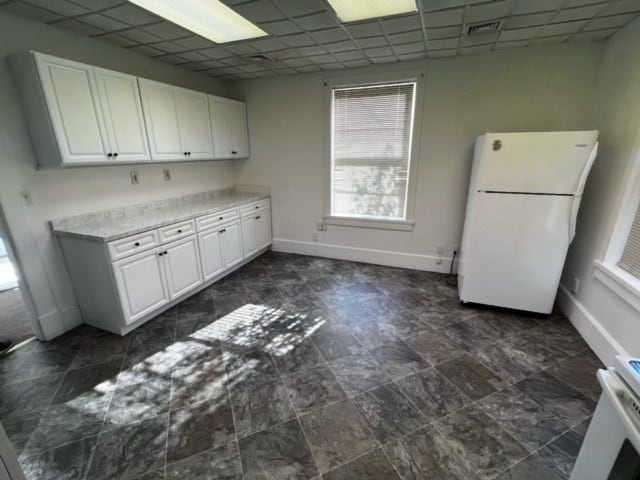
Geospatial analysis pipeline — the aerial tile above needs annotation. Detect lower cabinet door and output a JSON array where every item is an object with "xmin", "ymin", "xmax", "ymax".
[
  {"xmin": 113, "ymin": 248, "xmax": 170, "ymax": 325},
  {"xmin": 241, "ymin": 216, "xmax": 257, "ymax": 258},
  {"xmin": 221, "ymin": 222, "xmax": 244, "ymax": 268},
  {"xmin": 163, "ymin": 236, "xmax": 203, "ymax": 299},
  {"xmin": 198, "ymin": 229, "xmax": 225, "ymax": 281},
  {"xmin": 255, "ymin": 211, "xmax": 272, "ymax": 250}
]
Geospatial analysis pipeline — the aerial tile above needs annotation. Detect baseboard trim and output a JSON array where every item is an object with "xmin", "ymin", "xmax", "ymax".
[
  {"xmin": 37, "ymin": 305, "xmax": 82, "ymax": 341},
  {"xmin": 272, "ymin": 238, "xmax": 457, "ymax": 273},
  {"xmin": 557, "ymin": 284, "xmax": 626, "ymax": 365}
]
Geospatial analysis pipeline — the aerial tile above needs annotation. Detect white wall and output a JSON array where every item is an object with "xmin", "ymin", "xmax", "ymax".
[
  {"xmin": 234, "ymin": 43, "xmax": 604, "ymax": 271},
  {"xmin": 0, "ymin": 12, "xmax": 236, "ymax": 339},
  {"xmin": 560, "ymin": 18, "xmax": 640, "ymax": 365}
]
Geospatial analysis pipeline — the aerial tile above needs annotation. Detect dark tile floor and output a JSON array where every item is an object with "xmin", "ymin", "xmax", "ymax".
[{"xmin": 0, "ymin": 252, "xmax": 602, "ymax": 480}]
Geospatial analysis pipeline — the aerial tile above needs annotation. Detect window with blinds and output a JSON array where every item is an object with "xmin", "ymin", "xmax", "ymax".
[
  {"xmin": 619, "ymin": 202, "xmax": 640, "ymax": 278},
  {"xmin": 330, "ymin": 81, "xmax": 416, "ymax": 220}
]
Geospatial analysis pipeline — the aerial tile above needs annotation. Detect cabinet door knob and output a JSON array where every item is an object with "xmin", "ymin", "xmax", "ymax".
[
  {"xmin": 255, "ymin": 216, "xmax": 260, "ymax": 220},
  {"xmin": 219, "ymin": 216, "xmax": 223, "ymax": 220},
  {"xmin": 231, "ymin": 151, "xmax": 237, "ymax": 155},
  {"xmin": 107, "ymin": 153, "xmax": 113, "ymax": 157},
  {"xmin": 164, "ymin": 251, "xmax": 168, "ymax": 255},
  {"xmin": 134, "ymin": 242, "xmax": 140, "ymax": 247},
  {"xmin": 254, "ymin": 206, "xmax": 259, "ymax": 209},
  {"xmin": 220, "ymin": 229, "xmax": 226, "ymax": 233},
  {"xmin": 177, "ymin": 229, "xmax": 182, "ymax": 233},
  {"xmin": 184, "ymin": 152, "xmax": 188, "ymax": 156},
  {"xmin": 113, "ymin": 153, "xmax": 118, "ymax": 157},
  {"xmin": 159, "ymin": 252, "xmax": 163, "ymax": 256}
]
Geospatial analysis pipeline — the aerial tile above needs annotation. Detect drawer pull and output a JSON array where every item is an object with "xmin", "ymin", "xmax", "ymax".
[
  {"xmin": 231, "ymin": 151, "xmax": 237, "ymax": 155},
  {"xmin": 219, "ymin": 216, "xmax": 223, "ymax": 220},
  {"xmin": 220, "ymin": 228, "xmax": 226, "ymax": 233},
  {"xmin": 177, "ymin": 229, "xmax": 182, "ymax": 233},
  {"xmin": 254, "ymin": 205, "xmax": 259, "ymax": 209},
  {"xmin": 164, "ymin": 251, "xmax": 168, "ymax": 254},
  {"xmin": 158, "ymin": 252, "xmax": 163, "ymax": 256},
  {"xmin": 255, "ymin": 216, "xmax": 260, "ymax": 220},
  {"xmin": 134, "ymin": 242, "xmax": 140, "ymax": 247}
]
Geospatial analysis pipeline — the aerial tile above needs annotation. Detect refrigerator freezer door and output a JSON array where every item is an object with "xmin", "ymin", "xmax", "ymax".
[
  {"xmin": 458, "ymin": 192, "xmax": 574, "ymax": 313},
  {"xmin": 475, "ymin": 131, "xmax": 598, "ymax": 194}
]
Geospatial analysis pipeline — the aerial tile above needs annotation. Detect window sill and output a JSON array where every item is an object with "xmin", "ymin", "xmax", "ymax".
[
  {"xmin": 593, "ymin": 260, "xmax": 640, "ymax": 312},
  {"xmin": 324, "ymin": 216, "xmax": 415, "ymax": 231}
]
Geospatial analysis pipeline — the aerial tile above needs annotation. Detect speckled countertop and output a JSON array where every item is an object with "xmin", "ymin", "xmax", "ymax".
[{"xmin": 51, "ymin": 188, "xmax": 269, "ymax": 242}]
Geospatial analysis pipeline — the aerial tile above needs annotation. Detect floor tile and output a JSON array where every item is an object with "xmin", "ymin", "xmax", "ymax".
[
  {"xmin": 436, "ymin": 353, "xmax": 505, "ymax": 400},
  {"xmin": 165, "ymin": 443, "xmax": 243, "ymax": 479},
  {"xmin": 170, "ymin": 356, "xmax": 228, "ymax": 409},
  {"xmin": 270, "ymin": 336, "xmax": 326, "ymax": 374},
  {"xmin": 328, "ymin": 353, "xmax": 391, "ymax": 397},
  {"xmin": 442, "ymin": 319, "xmax": 497, "ymax": 350},
  {"xmin": 403, "ymin": 329, "xmax": 465, "ymax": 365},
  {"xmin": 368, "ymin": 339, "xmax": 430, "ymax": 379},
  {"xmin": 388, "ymin": 288, "xmax": 432, "ymax": 310},
  {"xmin": 537, "ymin": 428, "xmax": 584, "ymax": 479},
  {"xmin": 410, "ymin": 304, "xmax": 476, "ymax": 330},
  {"xmin": 2, "ymin": 413, "xmax": 40, "ymax": 455},
  {"xmin": 435, "ymin": 405, "xmax": 529, "ymax": 479},
  {"xmin": 177, "ymin": 290, "xmax": 215, "ymax": 323},
  {"xmin": 0, "ymin": 342, "xmax": 77, "ymax": 385},
  {"xmin": 0, "ymin": 373, "xmax": 64, "ymax": 418},
  {"xmin": 545, "ymin": 351, "xmax": 602, "ymax": 401},
  {"xmin": 528, "ymin": 325, "xmax": 589, "ymax": 355},
  {"xmin": 384, "ymin": 424, "xmax": 479, "ymax": 479},
  {"xmin": 312, "ymin": 328, "xmax": 364, "ymax": 361},
  {"xmin": 167, "ymin": 398, "xmax": 236, "ymax": 463},
  {"xmin": 213, "ymin": 293, "xmax": 252, "ymax": 318},
  {"xmin": 123, "ymin": 325, "xmax": 176, "ymax": 368},
  {"xmin": 324, "ymin": 448, "xmax": 400, "ymax": 480},
  {"xmin": 52, "ymin": 360, "xmax": 120, "ymax": 406},
  {"xmin": 87, "ymin": 415, "xmax": 168, "ymax": 480},
  {"xmin": 395, "ymin": 368, "xmax": 471, "ymax": 420},
  {"xmin": 496, "ymin": 454, "xmax": 562, "ymax": 480},
  {"xmin": 353, "ymin": 383, "xmax": 427, "ymax": 443},
  {"xmin": 20, "ymin": 435, "xmax": 97, "ymax": 480},
  {"xmin": 347, "ymin": 320, "xmax": 399, "ymax": 349},
  {"xmin": 224, "ymin": 349, "xmax": 279, "ymax": 385},
  {"xmin": 478, "ymin": 386, "xmax": 569, "ymax": 452},
  {"xmin": 299, "ymin": 400, "xmax": 378, "ymax": 474},
  {"xmin": 229, "ymin": 377, "xmax": 295, "ymax": 437},
  {"xmin": 515, "ymin": 371, "xmax": 596, "ymax": 427},
  {"xmin": 239, "ymin": 419, "xmax": 319, "ymax": 480},
  {"xmin": 105, "ymin": 378, "xmax": 171, "ymax": 427},
  {"xmin": 282, "ymin": 365, "xmax": 346, "ymax": 415}
]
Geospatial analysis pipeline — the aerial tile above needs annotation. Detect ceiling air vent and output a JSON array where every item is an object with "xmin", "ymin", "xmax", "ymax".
[
  {"xmin": 247, "ymin": 53, "xmax": 275, "ymax": 62},
  {"xmin": 465, "ymin": 20, "xmax": 503, "ymax": 36}
]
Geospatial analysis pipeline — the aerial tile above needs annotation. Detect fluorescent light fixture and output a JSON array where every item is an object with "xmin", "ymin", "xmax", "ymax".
[
  {"xmin": 326, "ymin": 0, "xmax": 418, "ymax": 22},
  {"xmin": 128, "ymin": 0, "xmax": 267, "ymax": 44}
]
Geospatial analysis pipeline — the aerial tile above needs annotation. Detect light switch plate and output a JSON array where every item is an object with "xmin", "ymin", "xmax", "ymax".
[
  {"xmin": 163, "ymin": 169, "xmax": 171, "ymax": 181},
  {"xmin": 130, "ymin": 171, "xmax": 140, "ymax": 185}
]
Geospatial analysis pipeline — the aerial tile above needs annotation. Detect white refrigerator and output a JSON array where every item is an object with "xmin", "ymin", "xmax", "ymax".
[{"xmin": 458, "ymin": 131, "xmax": 599, "ymax": 314}]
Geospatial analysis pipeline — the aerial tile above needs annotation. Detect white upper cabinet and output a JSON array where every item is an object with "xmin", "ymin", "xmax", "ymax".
[
  {"xmin": 175, "ymin": 88, "xmax": 213, "ymax": 160},
  {"xmin": 94, "ymin": 68, "xmax": 150, "ymax": 162},
  {"xmin": 208, "ymin": 96, "xmax": 250, "ymax": 159},
  {"xmin": 35, "ymin": 54, "xmax": 109, "ymax": 164},
  {"xmin": 138, "ymin": 79, "xmax": 183, "ymax": 161}
]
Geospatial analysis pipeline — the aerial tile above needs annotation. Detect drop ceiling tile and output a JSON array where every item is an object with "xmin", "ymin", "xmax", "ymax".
[
  {"xmin": 564, "ymin": 0, "xmax": 606, "ymax": 6},
  {"xmin": 142, "ymin": 22, "xmax": 191, "ymax": 41},
  {"xmin": 499, "ymin": 26, "xmax": 539, "ymax": 41},
  {"xmin": 308, "ymin": 53, "xmax": 337, "ymax": 64},
  {"xmin": 392, "ymin": 42, "xmax": 425, "ymax": 55},
  {"xmin": 174, "ymin": 35, "xmax": 216, "ymax": 50},
  {"xmin": 239, "ymin": 63, "xmax": 268, "ymax": 73},
  {"xmin": 370, "ymin": 56, "xmax": 396, "ymax": 64},
  {"xmin": 466, "ymin": 1, "xmax": 513, "ymax": 23},
  {"xmin": 512, "ymin": 0, "xmax": 563, "ymax": 15},
  {"xmin": 69, "ymin": 0, "xmax": 122, "ymax": 9},
  {"xmin": 426, "ymin": 26, "xmax": 461, "ymax": 39},
  {"xmin": 184, "ymin": 62, "xmax": 209, "ymax": 72},
  {"xmin": 280, "ymin": 32, "xmax": 316, "ymax": 47},
  {"xmin": 261, "ymin": 19, "xmax": 302, "ymax": 36},
  {"xmin": 152, "ymin": 41, "xmax": 187, "ymax": 54},
  {"xmin": 427, "ymin": 48, "xmax": 457, "ymax": 57},
  {"xmin": 118, "ymin": 28, "xmax": 162, "ymax": 44},
  {"xmin": 585, "ymin": 13, "xmax": 637, "ymax": 30},
  {"xmin": 220, "ymin": 56, "xmax": 249, "ymax": 66},
  {"xmin": 345, "ymin": 21, "xmax": 383, "ymax": 38},
  {"xmin": 355, "ymin": 36, "xmax": 389, "ymax": 48},
  {"xmin": 554, "ymin": 4, "xmax": 604, "ymax": 22},
  {"xmin": 282, "ymin": 57, "xmax": 313, "ymax": 67},
  {"xmin": 237, "ymin": 73, "xmax": 257, "ymax": 79},
  {"xmin": 221, "ymin": 66, "xmax": 243, "ymax": 74},
  {"xmin": 343, "ymin": 58, "xmax": 370, "ymax": 68},
  {"xmin": 571, "ymin": 27, "xmax": 618, "ymax": 41},
  {"xmin": 461, "ymin": 44, "xmax": 493, "ymax": 55},
  {"xmin": 381, "ymin": 14, "xmax": 422, "ymax": 34},
  {"xmin": 225, "ymin": 43, "xmax": 260, "ymax": 55},
  {"xmin": 364, "ymin": 46, "xmax": 394, "ymax": 58},
  {"xmin": 532, "ymin": 34, "xmax": 570, "ymax": 44},
  {"xmin": 398, "ymin": 51, "xmax": 426, "ymax": 61},
  {"xmin": 296, "ymin": 44, "xmax": 329, "ymax": 56},
  {"xmin": 274, "ymin": 0, "xmax": 325, "ymax": 17},
  {"xmin": 309, "ymin": 27, "xmax": 350, "ymax": 44},
  {"xmin": 24, "ymin": 0, "xmax": 88, "ymax": 16},
  {"xmin": 423, "ymin": 8, "xmax": 465, "ymax": 28},
  {"xmin": 129, "ymin": 44, "xmax": 165, "ymax": 57},
  {"xmin": 100, "ymin": 33, "xmax": 138, "ymax": 48},
  {"xmin": 332, "ymin": 50, "xmax": 365, "ymax": 61},
  {"xmin": 324, "ymin": 39, "xmax": 359, "ymax": 52},
  {"xmin": 495, "ymin": 39, "xmax": 530, "ymax": 49},
  {"xmin": 503, "ymin": 12, "xmax": 555, "ymax": 28},
  {"xmin": 296, "ymin": 65, "xmax": 321, "ymax": 72},
  {"xmin": 426, "ymin": 37, "xmax": 460, "ymax": 49},
  {"xmin": 272, "ymin": 67, "xmax": 299, "ymax": 74},
  {"xmin": 389, "ymin": 29, "xmax": 424, "ymax": 44},
  {"xmin": 78, "ymin": 13, "xmax": 128, "ymax": 32},
  {"xmin": 254, "ymin": 70, "xmax": 276, "ymax": 77},
  {"xmin": 421, "ymin": 0, "xmax": 467, "ymax": 12},
  {"xmin": 250, "ymin": 37, "xmax": 288, "ymax": 52},
  {"xmin": 540, "ymin": 20, "xmax": 589, "ymax": 36},
  {"xmin": 199, "ymin": 47, "xmax": 234, "ymax": 59},
  {"xmin": 461, "ymin": 32, "xmax": 499, "ymax": 46},
  {"xmin": 54, "ymin": 19, "xmax": 103, "ymax": 36},
  {"xmin": 295, "ymin": 11, "xmax": 339, "ymax": 31},
  {"xmin": 234, "ymin": 0, "xmax": 285, "ymax": 23},
  {"xmin": 157, "ymin": 53, "xmax": 191, "ymax": 65},
  {"xmin": 179, "ymin": 51, "xmax": 209, "ymax": 62},
  {"xmin": 272, "ymin": 48, "xmax": 300, "ymax": 60},
  {"xmin": 102, "ymin": 3, "xmax": 159, "ymax": 26},
  {"xmin": 0, "ymin": 1, "xmax": 62, "ymax": 22},
  {"xmin": 321, "ymin": 63, "xmax": 346, "ymax": 70},
  {"xmin": 201, "ymin": 59, "xmax": 226, "ymax": 68},
  {"xmin": 600, "ymin": 0, "xmax": 640, "ymax": 16}
]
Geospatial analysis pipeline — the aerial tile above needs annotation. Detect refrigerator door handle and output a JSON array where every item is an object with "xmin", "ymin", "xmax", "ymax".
[
  {"xmin": 569, "ymin": 195, "xmax": 582, "ymax": 243},
  {"xmin": 575, "ymin": 141, "xmax": 598, "ymax": 196}
]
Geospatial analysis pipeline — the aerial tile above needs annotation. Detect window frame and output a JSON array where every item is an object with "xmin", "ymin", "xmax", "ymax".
[
  {"xmin": 323, "ymin": 69, "xmax": 425, "ymax": 231},
  {"xmin": 594, "ymin": 142, "xmax": 640, "ymax": 312}
]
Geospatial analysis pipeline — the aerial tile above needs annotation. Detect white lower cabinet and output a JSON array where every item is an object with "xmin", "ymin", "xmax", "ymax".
[
  {"xmin": 198, "ymin": 228, "xmax": 225, "ymax": 281},
  {"xmin": 221, "ymin": 222, "xmax": 244, "ymax": 269},
  {"xmin": 114, "ymin": 248, "xmax": 170, "ymax": 325},
  {"xmin": 242, "ymin": 209, "xmax": 271, "ymax": 257},
  {"xmin": 163, "ymin": 236, "xmax": 203, "ymax": 299}
]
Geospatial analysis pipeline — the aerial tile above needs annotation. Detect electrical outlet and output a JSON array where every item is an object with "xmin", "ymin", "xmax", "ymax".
[
  {"xmin": 572, "ymin": 277, "xmax": 580, "ymax": 294},
  {"xmin": 163, "ymin": 169, "xmax": 171, "ymax": 181},
  {"xmin": 130, "ymin": 171, "xmax": 139, "ymax": 185}
]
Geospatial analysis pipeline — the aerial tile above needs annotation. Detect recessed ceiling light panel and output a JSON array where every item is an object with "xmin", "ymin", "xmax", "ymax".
[
  {"xmin": 326, "ymin": 0, "xmax": 418, "ymax": 22},
  {"xmin": 128, "ymin": 0, "xmax": 268, "ymax": 44}
]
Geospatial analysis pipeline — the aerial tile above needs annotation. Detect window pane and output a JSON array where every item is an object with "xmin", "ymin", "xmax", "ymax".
[
  {"xmin": 619, "ymin": 202, "xmax": 640, "ymax": 278},
  {"xmin": 331, "ymin": 82, "xmax": 416, "ymax": 220}
]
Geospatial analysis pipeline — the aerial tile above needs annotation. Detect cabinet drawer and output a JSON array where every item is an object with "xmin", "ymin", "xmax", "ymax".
[
  {"xmin": 108, "ymin": 230, "xmax": 159, "ymax": 261},
  {"xmin": 197, "ymin": 207, "xmax": 239, "ymax": 231},
  {"xmin": 241, "ymin": 199, "xmax": 270, "ymax": 217},
  {"xmin": 158, "ymin": 219, "xmax": 196, "ymax": 243}
]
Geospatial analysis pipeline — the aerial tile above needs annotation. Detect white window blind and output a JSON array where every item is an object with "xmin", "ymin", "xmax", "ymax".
[
  {"xmin": 331, "ymin": 81, "xmax": 416, "ymax": 220},
  {"xmin": 619, "ymin": 202, "xmax": 640, "ymax": 278}
]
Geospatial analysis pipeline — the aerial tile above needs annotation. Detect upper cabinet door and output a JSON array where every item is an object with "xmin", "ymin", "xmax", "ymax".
[
  {"xmin": 228, "ymin": 101, "xmax": 249, "ymax": 158},
  {"xmin": 35, "ymin": 54, "xmax": 109, "ymax": 164},
  {"xmin": 175, "ymin": 89, "xmax": 213, "ymax": 160},
  {"xmin": 138, "ymin": 79, "xmax": 184, "ymax": 161},
  {"xmin": 94, "ymin": 68, "xmax": 150, "ymax": 162},
  {"xmin": 208, "ymin": 96, "xmax": 232, "ymax": 159}
]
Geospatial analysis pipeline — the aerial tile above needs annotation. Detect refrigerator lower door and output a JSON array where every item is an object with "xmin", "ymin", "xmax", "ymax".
[{"xmin": 458, "ymin": 192, "xmax": 573, "ymax": 314}]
